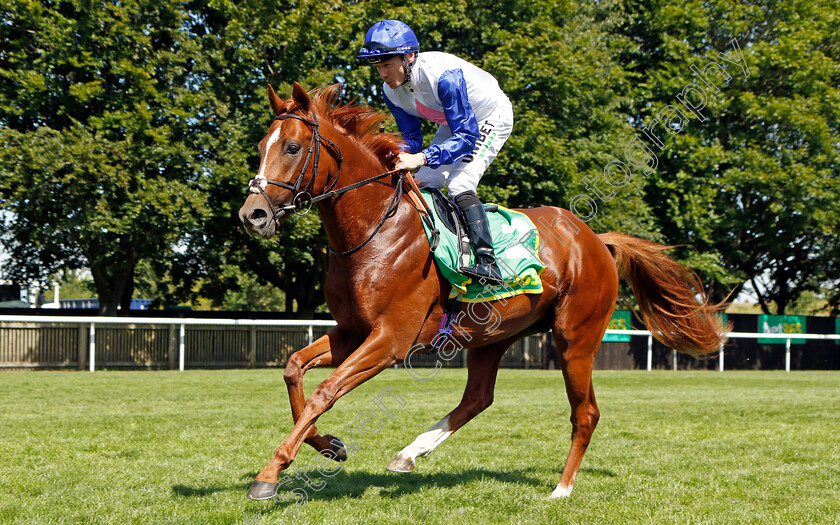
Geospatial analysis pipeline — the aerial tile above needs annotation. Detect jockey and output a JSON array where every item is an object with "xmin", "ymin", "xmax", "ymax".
[{"xmin": 358, "ymin": 19, "xmax": 514, "ymax": 286}]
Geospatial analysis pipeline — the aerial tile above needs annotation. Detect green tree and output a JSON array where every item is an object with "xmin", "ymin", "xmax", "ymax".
[
  {"xmin": 339, "ymin": 1, "xmax": 658, "ymax": 234},
  {"xmin": 12, "ymin": 0, "xmax": 831, "ymax": 319},
  {"xmin": 620, "ymin": 0, "xmax": 840, "ymax": 313},
  {"xmin": 170, "ymin": 0, "xmax": 661, "ymax": 314},
  {"xmin": 150, "ymin": 0, "xmax": 665, "ymax": 313},
  {"xmin": 143, "ymin": 0, "xmax": 339, "ymax": 316},
  {"xmin": 0, "ymin": 0, "xmax": 206, "ymax": 314}
]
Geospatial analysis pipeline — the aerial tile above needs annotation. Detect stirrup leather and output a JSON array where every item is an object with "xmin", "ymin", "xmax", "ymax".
[{"xmin": 456, "ymin": 198, "xmax": 505, "ymax": 286}]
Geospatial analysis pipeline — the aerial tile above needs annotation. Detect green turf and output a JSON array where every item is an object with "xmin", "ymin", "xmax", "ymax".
[{"xmin": 0, "ymin": 368, "xmax": 838, "ymax": 524}]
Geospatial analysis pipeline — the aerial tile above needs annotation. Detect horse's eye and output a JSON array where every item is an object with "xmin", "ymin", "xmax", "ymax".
[{"xmin": 287, "ymin": 143, "xmax": 301, "ymax": 155}]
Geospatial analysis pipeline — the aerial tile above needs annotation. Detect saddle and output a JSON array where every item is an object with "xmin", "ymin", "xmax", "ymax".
[
  {"xmin": 425, "ymin": 188, "xmax": 498, "ymax": 266},
  {"xmin": 401, "ymin": 173, "xmax": 499, "ymax": 266},
  {"xmin": 402, "ymin": 178, "xmax": 545, "ymax": 354}
]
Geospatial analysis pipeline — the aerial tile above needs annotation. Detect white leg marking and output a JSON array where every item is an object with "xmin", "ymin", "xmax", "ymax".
[
  {"xmin": 547, "ymin": 483, "xmax": 572, "ymax": 499},
  {"xmin": 399, "ymin": 415, "xmax": 453, "ymax": 460}
]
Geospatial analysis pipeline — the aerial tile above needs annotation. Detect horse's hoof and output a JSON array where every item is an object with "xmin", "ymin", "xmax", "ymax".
[
  {"xmin": 247, "ymin": 480, "xmax": 279, "ymax": 500},
  {"xmin": 323, "ymin": 434, "xmax": 348, "ymax": 462},
  {"xmin": 386, "ymin": 454, "xmax": 415, "ymax": 473}
]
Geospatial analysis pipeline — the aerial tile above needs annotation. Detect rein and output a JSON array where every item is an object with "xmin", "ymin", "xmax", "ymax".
[{"xmin": 248, "ymin": 112, "xmax": 405, "ymax": 256}]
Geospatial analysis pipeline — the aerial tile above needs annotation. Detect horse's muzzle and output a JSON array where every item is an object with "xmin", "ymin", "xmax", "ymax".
[{"xmin": 239, "ymin": 198, "xmax": 278, "ymax": 239}]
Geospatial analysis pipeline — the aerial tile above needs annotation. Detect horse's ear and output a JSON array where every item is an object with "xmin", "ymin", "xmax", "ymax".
[
  {"xmin": 291, "ymin": 81, "xmax": 312, "ymax": 113},
  {"xmin": 268, "ymin": 84, "xmax": 285, "ymax": 115}
]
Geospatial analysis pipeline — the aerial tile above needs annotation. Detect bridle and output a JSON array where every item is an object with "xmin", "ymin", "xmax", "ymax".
[{"xmin": 248, "ymin": 111, "xmax": 404, "ymax": 256}]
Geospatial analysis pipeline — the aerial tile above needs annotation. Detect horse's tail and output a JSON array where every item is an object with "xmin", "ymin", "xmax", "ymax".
[{"xmin": 598, "ymin": 232, "xmax": 730, "ymax": 358}]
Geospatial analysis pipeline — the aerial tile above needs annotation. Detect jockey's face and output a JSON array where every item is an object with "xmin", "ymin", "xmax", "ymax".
[{"xmin": 375, "ymin": 54, "xmax": 413, "ymax": 89}]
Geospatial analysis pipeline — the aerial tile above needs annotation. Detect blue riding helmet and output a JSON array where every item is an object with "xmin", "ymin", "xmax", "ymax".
[{"xmin": 358, "ymin": 19, "xmax": 420, "ymax": 64}]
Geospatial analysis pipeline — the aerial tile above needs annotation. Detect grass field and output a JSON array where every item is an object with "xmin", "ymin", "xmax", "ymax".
[{"xmin": 1, "ymin": 367, "xmax": 838, "ymax": 524}]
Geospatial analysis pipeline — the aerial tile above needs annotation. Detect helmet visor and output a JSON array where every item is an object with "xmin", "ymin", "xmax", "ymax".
[{"xmin": 358, "ymin": 41, "xmax": 419, "ymax": 63}]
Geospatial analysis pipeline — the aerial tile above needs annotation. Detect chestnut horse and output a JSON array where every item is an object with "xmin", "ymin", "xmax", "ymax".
[{"xmin": 238, "ymin": 82, "xmax": 727, "ymax": 501}]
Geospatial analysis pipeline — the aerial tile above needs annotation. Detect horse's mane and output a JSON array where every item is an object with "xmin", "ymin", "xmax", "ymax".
[{"xmin": 283, "ymin": 84, "xmax": 404, "ymax": 166}]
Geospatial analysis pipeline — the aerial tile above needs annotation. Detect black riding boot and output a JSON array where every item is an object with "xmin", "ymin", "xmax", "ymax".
[{"xmin": 454, "ymin": 192, "xmax": 504, "ymax": 286}]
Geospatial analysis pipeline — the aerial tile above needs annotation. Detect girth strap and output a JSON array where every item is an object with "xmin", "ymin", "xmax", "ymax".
[{"xmin": 430, "ymin": 295, "xmax": 463, "ymax": 353}]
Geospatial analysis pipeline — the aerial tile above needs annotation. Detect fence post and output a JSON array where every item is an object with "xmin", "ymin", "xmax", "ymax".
[
  {"xmin": 523, "ymin": 337, "xmax": 530, "ymax": 369},
  {"xmin": 785, "ymin": 338, "xmax": 791, "ymax": 372},
  {"xmin": 78, "ymin": 323, "xmax": 87, "ymax": 371},
  {"xmin": 88, "ymin": 322, "xmax": 96, "ymax": 372},
  {"xmin": 646, "ymin": 335, "xmax": 653, "ymax": 371},
  {"xmin": 672, "ymin": 348, "xmax": 677, "ymax": 371},
  {"xmin": 168, "ymin": 325, "xmax": 176, "ymax": 370},
  {"xmin": 719, "ymin": 342, "xmax": 724, "ymax": 372},
  {"xmin": 307, "ymin": 324, "xmax": 313, "ymax": 346},
  {"xmin": 179, "ymin": 324, "xmax": 185, "ymax": 372},
  {"xmin": 249, "ymin": 325, "xmax": 257, "ymax": 368}
]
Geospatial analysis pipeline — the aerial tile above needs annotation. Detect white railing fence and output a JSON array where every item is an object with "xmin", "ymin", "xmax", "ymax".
[
  {"xmin": 620, "ymin": 329, "xmax": 840, "ymax": 373},
  {"xmin": 0, "ymin": 315, "xmax": 336, "ymax": 371},
  {"xmin": 1, "ymin": 315, "xmax": 838, "ymax": 372}
]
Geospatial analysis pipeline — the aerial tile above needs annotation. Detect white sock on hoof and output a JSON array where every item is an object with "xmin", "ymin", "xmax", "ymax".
[
  {"xmin": 547, "ymin": 484, "xmax": 572, "ymax": 499},
  {"xmin": 399, "ymin": 416, "xmax": 452, "ymax": 460}
]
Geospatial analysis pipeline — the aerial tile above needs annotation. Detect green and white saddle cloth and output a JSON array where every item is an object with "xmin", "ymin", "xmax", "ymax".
[{"xmin": 417, "ymin": 190, "xmax": 545, "ymax": 303}]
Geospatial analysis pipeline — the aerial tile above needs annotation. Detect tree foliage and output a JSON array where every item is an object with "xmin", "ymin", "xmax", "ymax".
[
  {"xmin": 0, "ymin": 0, "xmax": 207, "ymax": 314},
  {"xmin": 620, "ymin": 0, "xmax": 840, "ymax": 313},
  {"xmin": 1, "ymin": 0, "xmax": 837, "ymax": 315}
]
